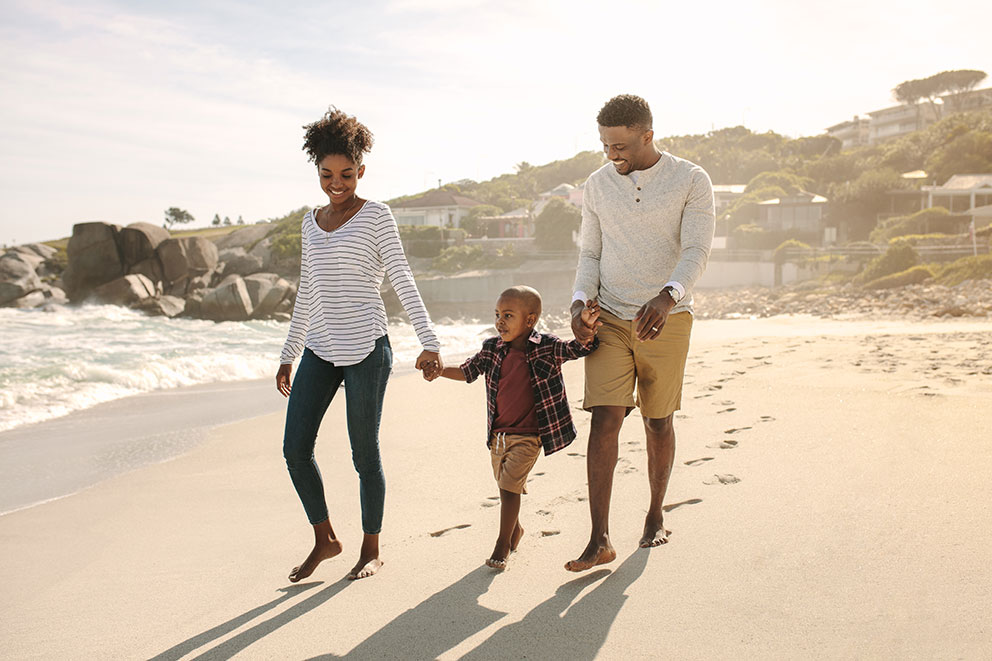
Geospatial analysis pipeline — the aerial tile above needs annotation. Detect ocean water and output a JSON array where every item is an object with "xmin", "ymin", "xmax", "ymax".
[{"xmin": 0, "ymin": 304, "xmax": 495, "ymax": 434}]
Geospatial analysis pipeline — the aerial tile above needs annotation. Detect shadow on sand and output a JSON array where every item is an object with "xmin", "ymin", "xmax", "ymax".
[{"xmin": 313, "ymin": 550, "xmax": 648, "ymax": 660}]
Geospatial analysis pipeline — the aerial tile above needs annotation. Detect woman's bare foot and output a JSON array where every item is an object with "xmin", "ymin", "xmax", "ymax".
[
  {"xmin": 639, "ymin": 516, "xmax": 671, "ymax": 547},
  {"xmin": 485, "ymin": 556, "xmax": 507, "ymax": 571},
  {"xmin": 564, "ymin": 537, "xmax": 616, "ymax": 572},
  {"xmin": 289, "ymin": 537, "xmax": 343, "ymax": 583},
  {"xmin": 347, "ymin": 556, "xmax": 383, "ymax": 580}
]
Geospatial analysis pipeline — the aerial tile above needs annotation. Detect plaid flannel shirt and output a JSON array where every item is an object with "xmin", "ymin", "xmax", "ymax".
[{"xmin": 460, "ymin": 329, "xmax": 598, "ymax": 456}]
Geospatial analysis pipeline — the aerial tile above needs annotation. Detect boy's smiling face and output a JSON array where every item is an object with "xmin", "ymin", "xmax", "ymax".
[{"xmin": 495, "ymin": 295, "xmax": 537, "ymax": 349}]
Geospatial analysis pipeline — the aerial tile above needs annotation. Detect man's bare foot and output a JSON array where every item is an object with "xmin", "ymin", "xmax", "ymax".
[
  {"xmin": 564, "ymin": 538, "xmax": 616, "ymax": 572},
  {"xmin": 485, "ymin": 556, "xmax": 507, "ymax": 571},
  {"xmin": 289, "ymin": 538, "xmax": 343, "ymax": 583},
  {"xmin": 509, "ymin": 522, "xmax": 524, "ymax": 553},
  {"xmin": 639, "ymin": 517, "xmax": 671, "ymax": 547},
  {"xmin": 347, "ymin": 557, "xmax": 383, "ymax": 580}
]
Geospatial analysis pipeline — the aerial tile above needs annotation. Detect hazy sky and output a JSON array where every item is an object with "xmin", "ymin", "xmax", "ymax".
[{"xmin": 2, "ymin": 0, "xmax": 991, "ymax": 244}]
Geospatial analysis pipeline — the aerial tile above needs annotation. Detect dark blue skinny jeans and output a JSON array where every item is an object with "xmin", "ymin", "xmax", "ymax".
[{"xmin": 282, "ymin": 336, "xmax": 392, "ymax": 533}]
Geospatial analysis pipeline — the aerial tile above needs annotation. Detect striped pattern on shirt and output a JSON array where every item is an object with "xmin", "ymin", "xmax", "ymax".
[{"xmin": 280, "ymin": 201, "xmax": 440, "ymax": 367}]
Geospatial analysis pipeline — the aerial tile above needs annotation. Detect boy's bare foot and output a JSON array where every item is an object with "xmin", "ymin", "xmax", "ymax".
[
  {"xmin": 485, "ymin": 556, "xmax": 507, "ymax": 571},
  {"xmin": 289, "ymin": 538, "xmax": 343, "ymax": 583},
  {"xmin": 564, "ymin": 538, "xmax": 616, "ymax": 572},
  {"xmin": 347, "ymin": 556, "xmax": 383, "ymax": 580},
  {"xmin": 510, "ymin": 522, "xmax": 524, "ymax": 552},
  {"xmin": 639, "ymin": 517, "xmax": 671, "ymax": 547}
]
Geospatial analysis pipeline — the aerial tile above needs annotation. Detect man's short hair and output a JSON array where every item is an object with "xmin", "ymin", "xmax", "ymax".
[{"xmin": 597, "ymin": 94, "xmax": 653, "ymax": 130}]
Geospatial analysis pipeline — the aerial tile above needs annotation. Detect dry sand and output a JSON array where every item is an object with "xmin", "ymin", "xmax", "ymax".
[{"xmin": 1, "ymin": 316, "xmax": 990, "ymax": 659}]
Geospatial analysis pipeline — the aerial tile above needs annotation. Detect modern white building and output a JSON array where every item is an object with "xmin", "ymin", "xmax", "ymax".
[
  {"xmin": 923, "ymin": 174, "xmax": 992, "ymax": 213},
  {"xmin": 867, "ymin": 103, "xmax": 941, "ymax": 145},
  {"xmin": 757, "ymin": 192, "xmax": 834, "ymax": 243},
  {"xmin": 826, "ymin": 116, "xmax": 871, "ymax": 150}
]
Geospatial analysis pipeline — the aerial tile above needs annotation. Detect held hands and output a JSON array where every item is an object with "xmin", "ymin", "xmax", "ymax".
[
  {"xmin": 276, "ymin": 364, "xmax": 292, "ymax": 397},
  {"xmin": 634, "ymin": 292, "xmax": 676, "ymax": 342},
  {"xmin": 416, "ymin": 350, "xmax": 443, "ymax": 381},
  {"xmin": 571, "ymin": 298, "xmax": 602, "ymax": 347}
]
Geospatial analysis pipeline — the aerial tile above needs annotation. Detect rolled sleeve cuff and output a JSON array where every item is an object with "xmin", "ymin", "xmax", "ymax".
[
  {"xmin": 663, "ymin": 281, "xmax": 685, "ymax": 303},
  {"xmin": 572, "ymin": 290, "xmax": 588, "ymax": 304}
]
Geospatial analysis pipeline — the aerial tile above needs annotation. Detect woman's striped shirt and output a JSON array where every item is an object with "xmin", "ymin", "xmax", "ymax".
[{"xmin": 280, "ymin": 201, "xmax": 440, "ymax": 366}]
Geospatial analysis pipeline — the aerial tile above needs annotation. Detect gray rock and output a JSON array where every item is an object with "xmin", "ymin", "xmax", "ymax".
[
  {"xmin": 248, "ymin": 237, "xmax": 273, "ymax": 270},
  {"xmin": 63, "ymin": 222, "xmax": 124, "ymax": 301},
  {"xmin": 271, "ymin": 312, "xmax": 292, "ymax": 322},
  {"xmin": 184, "ymin": 290, "xmax": 205, "ymax": 318},
  {"xmin": 213, "ymin": 224, "xmax": 272, "ymax": 250},
  {"xmin": 183, "ymin": 236, "xmax": 219, "ymax": 275},
  {"xmin": 199, "ymin": 276, "xmax": 253, "ymax": 321},
  {"xmin": 137, "ymin": 295, "xmax": 186, "ymax": 318},
  {"xmin": 156, "ymin": 238, "xmax": 189, "ymax": 285},
  {"xmin": 0, "ymin": 251, "xmax": 43, "ymax": 305},
  {"xmin": 8, "ymin": 247, "xmax": 45, "ymax": 270},
  {"xmin": 244, "ymin": 273, "xmax": 291, "ymax": 318},
  {"xmin": 128, "ymin": 256, "xmax": 165, "ymax": 288},
  {"xmin": 222, "ymin": 252, "xmax": 265, "ymax": 278},
  {"xmin": 120, "ymin": 223, "xmax": 170, "ymax": 267},
  {"xmin": 92, "ymin": 274, "xmax": 156, "ymax": 306},
  {"xmin": 17, "ymin": 243, "xmax": 58, "ymax": 260},
  {"xmin": 11, "ymin": 290, "xmax": 46, "ymax": 308},
  {"xmin": 40, "ymin": 285, "xmax": 67, "ymax": 305}
]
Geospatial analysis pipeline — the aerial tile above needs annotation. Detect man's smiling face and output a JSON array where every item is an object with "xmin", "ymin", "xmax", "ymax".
[{"xmin": 599, "ymin": 124, "xmax": 654, "ymax": 175}]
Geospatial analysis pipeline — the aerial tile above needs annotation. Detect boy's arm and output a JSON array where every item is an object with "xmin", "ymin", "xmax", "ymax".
[
  {"xmin": 439, "ymin": 366, "xmax": 467, "ymax": 382},
  {"xmin": 456, "ymin": 345, "xmax": 492, "ymax": 384},
  {"xmin": 554, "ymin": 334, "xmax": 600, "ymax": 363}
]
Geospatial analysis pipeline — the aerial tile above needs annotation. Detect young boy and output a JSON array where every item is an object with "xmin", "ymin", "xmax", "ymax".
[{"xmin": 432, "ymin": 286, "xmax": 599, "ymax": 570}]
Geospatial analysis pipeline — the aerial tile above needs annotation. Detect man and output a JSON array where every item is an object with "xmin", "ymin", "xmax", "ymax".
[{"xmin": 567, "ymin": 94, "xmax": 715, "ymax": 571}]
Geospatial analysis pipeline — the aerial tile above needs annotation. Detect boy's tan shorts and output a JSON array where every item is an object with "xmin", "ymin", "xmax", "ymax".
[
  {"xmin": 583, "ymin": 309, "xmax": 693, "ymax": 419},
  {"xmin": 490, "ymin": 432, "xmax": 542, "ymax": 495}
]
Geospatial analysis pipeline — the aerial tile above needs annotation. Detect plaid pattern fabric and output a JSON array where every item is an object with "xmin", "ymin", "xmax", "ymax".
[{"xmin": 460, "ymin": 329, "xmax": 598, "ymax": 455}]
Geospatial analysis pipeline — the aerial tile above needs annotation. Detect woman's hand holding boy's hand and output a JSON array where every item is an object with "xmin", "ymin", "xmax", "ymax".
[
  {"xmin": 416, "ymin": 350, "xmax": 443, "ymax": 381},
  {"xmin": 571, "ymin": 298, "xmax": 602, "ymax": 347},
  {"xmin": 276, "ymin": 364, "xmax": 292, "ymax": 397}
]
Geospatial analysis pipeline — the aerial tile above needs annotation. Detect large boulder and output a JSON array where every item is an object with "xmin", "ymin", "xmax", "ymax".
[
  {"xmin": 213, "ymin": 224, "xmax": 272, "ymax": 251},
  {"xmin": 183, "ymin": 236, "xmax": 219, "ymax": 275},
  {"xmin": 128, "ymin": 257, "xmax": 165, "ymax": 288},
  {"xmin": 120, "ymin": 223, "xmax": 170, "ymax": 267},
  {"xmin": 16, "ymin": 243, "xmax": 57, "ymax": 260},
  {"xmin": 0, "ymin": 251, "xmax": 43, "ymax": 305},
  {"xmin": 92, "ymin": 274, "xmax": 156, "ymax": 306},
  {"xmin": 199, "ymin": 276, "xmax": 253, "ymax": 321},
  {"xmin": 156, "ymin": 237, "xmax": 189, "ymax": 285},
  {"xmin": 136, "ymin": 295, "xmax": 185, "ymax": 318},
  {"xmin": 222, "ymin": 252, "xmax": 264, "ymax": 277},
  {"xmin": 63, "ymin": 222, "xmax": 124, "ymax": 301},
  {"xmin": 11, "ymin": 290, "xmax": 46, "ymax": 308},
  {"xmin": 244, "ymin": 273, "xmax": 292, "ymax": 318}
]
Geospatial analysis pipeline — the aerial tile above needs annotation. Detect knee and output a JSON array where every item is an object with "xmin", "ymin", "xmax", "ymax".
[
  {"xmin": 283, "ymin": 435, "xmax": 313, "ymax": 466},
  {"xmin": 351, "ymin": 448, "xmax": 383, "ymax": 477},
  {"xmin": 590, "ymin": 407, "xmax": 625, "ymax": 437},
  {"xmin": 643, "ymin": 415, "xmax": 673, "ymax": 436}
]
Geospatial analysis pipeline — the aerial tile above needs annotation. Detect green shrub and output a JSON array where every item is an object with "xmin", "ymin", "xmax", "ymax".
[
  {"xmin": 398, "ymin": 225, "xmax": 444, "ymax": 258},
  {"xmin": 430, "ymin": 243, "xmax": 523, "ymax": 273},
  {"xmin": 888, "ymin": 233, "xmax": 957, "ymax": 246},
  {"xmin": 932, "ymin": 254, "xmax": 992, "ymax": 286},
  {"xmin": 869, "ymin": 207, "xmax": 953, "ymax": 243},
  {"xmin": 773, "ymin": 239, "xmax": 812, "ymax": 264},
  {"xmin": 731, "ymin": 224, "xmax": 817, "ymax": 251},
  {"xmin": 854, "ymin": 241, "xmax": 920, "ymax": 286},
  {"xmin": 862, "ymin": 265, "xmax": 935, "ymax": 290}
]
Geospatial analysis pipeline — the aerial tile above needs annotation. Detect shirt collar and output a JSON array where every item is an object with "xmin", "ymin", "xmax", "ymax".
[{"xmin": 496, "ymin": 329, "xmax": 542, "ymax": 351}]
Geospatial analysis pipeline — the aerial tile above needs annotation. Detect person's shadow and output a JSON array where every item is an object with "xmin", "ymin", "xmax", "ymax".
[
  {"xmin": 309, "ymin": 566, "xmax": 505, "ymax": 660},
  {"xmin": 459, "ymin": 549, "xmax": 649, "ymax": 660},
  {"xmin": 149, "ymin": 580, "xmax": 340, "ymax": 661}
]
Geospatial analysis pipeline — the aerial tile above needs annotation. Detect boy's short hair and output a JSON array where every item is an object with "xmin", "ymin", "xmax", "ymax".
[
  {"xmin": 499, "ymin": 286, "xmax": 542, "ymax": 317},
  {"xmin": 597, "ymin": 94, "xmax": 653, "ymax": 130}
]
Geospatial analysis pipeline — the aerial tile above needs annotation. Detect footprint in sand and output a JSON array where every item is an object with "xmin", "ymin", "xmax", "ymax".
[
  {"xmin": 703, "ymin": 474, "xmax": 740, "ymax": 485},
  {"xmin": 694, "ymin": 393, "xmax": 713, "ymax": 399},
  {"xmin": 429, "ymin": 524, "xmax": 471, "ymax": 537},
  {"xmin": 707, "ymin": 439, "xmax": 738, "ymax": 449},
  {"xmin": 684, "ymin": 457, "xmax": 714, "ymax": 466},
  {"xmin": 567, "ymin": 452, "xmax": 585, "ymax": 457},
  {"xmin": 536, "ymin": 509, "xmax": 551, "ymax": 516},
  {"xmin": 759, "ymin": 415, "xmax": 775, "ymax": 422},
  {"xmin": 723, "ymin": 427, "xmax": 752, "ymax": 435},
  {"xmin": 540, "ymin": 530, "xmax": 560, "ymax": 537},
  {"xmin": 717, "ymin": 407, "xmax": 736, "ymax": 414},
  {"xmin": 720, "ymin": 400, "xmax": 735, "ymax": 406},
  {"xmin": 707, "ymin": 384, "xmax": 724, "ymax": 391},
  {"xmin": 481, "ymin": 502, "xmax": 498, "ymax": 508},
  {"xmin": 533, "ymin": 472, "xmax": 545, "ymax": 477}
]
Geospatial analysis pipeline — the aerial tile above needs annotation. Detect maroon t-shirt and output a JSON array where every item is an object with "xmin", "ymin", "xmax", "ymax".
[{"xmin": 492, "ymin": 348, "xmax": 540, "ymax": 434}]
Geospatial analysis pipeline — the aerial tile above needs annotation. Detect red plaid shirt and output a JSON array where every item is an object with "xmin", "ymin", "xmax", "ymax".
[{"xmin": 460, "ymin": 330, "xmax": 598, "ymax": 455}]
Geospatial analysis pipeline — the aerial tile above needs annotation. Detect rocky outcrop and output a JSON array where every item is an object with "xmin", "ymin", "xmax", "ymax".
[
  {"xmin": 199, "ymin": 276, "xmax": 253, "ymax": 321},
  {"xmin": 244, "ymin": 273, "xmax": 293, "ymax": 319},
  {"xmin": 135, "ymin": 294, "xmax": 185, "ymax": 318},
  {"xmin": 0, "ymin": 251, "xmax": 44, "ymax": 305},
  {"xmin": 219, "ymin": 247, "xmax": 264, "ymax": 278},
  {"xmin": 120, "ymin": 223, "xmax": 170, "ymax": 267},
  {"xmin": 92, "ymin": 274, "xmax": 157, "ymax": 306},
  {"xmin": 62, "ymin": 223, "xmax": 124, "ymax": 301}
]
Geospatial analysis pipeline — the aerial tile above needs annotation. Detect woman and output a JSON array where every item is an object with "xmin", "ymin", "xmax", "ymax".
[{"xmin": 277, "ymin": 107, "xmax": 442, "ymax": 582}]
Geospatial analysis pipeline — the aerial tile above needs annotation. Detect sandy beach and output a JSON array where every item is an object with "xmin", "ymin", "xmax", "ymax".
[{"xmin": 2, "ymin": 315, "xmax": 991, "ymax": 659}]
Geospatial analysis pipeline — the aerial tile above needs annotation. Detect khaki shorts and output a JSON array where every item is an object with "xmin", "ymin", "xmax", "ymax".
[
  {"xmin": 583, "ymin": 309, "xmax": 693, "ymax": 419},
  {"xmin": 490, "ymin": 432, "xmax": 542, "ymax": 495}
]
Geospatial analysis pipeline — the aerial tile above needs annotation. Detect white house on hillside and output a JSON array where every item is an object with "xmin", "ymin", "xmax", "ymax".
[{"xmin": 390, "ymin": 190, "xmax": 484, "ymax": 228}]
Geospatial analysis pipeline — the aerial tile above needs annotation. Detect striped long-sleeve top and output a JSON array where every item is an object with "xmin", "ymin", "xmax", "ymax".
[{"xmin": 280, "ymin": 201, "xmax": 440, "ymax": 366}]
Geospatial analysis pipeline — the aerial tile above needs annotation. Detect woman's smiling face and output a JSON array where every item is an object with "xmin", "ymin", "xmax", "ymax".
[{"xmin": 318, "ymin": 154, "xmax": 364, "ymax": 204}]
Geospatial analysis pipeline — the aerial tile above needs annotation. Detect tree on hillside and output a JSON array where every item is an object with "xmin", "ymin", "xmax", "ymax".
[
  {"xmin": 926, "ymin": 130, "xmax": 992, "ymax": 184},
  {"xmin": 223, "ymin": 216, "xmax": 231, "ymax": 226},
  {"xmin": 894, "ymin": 69, "xmax": 989, "ymax": 124},
  {"xmin": 164, "ymin": 207, "xmax": 195, "ymax": 229},
  {"xmin": 212, "ymin": 213, "xmax": 221, "ymax": 226},
  {"xmin": 534, "ymin": 198, "xmax": 581, "ymax": 251},
  {"xmin": 237, "ymin": 215, "xmax": 245, "ymax": 225},
  {"xmin": 461, "ymin": 204, "xmax": 502, "ymax": 238}
]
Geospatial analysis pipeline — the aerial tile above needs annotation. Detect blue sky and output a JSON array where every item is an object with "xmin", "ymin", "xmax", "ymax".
[{"xmin": 2, "ymin": 0, "xmax": 991, "ymax": 244}]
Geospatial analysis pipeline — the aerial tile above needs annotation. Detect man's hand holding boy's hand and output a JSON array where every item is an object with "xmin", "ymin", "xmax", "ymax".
[{"xmin": 571, "ymin": 298, "xmax": 602, "ymax": 346}]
